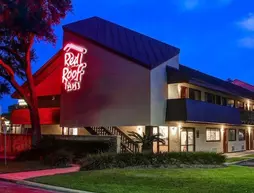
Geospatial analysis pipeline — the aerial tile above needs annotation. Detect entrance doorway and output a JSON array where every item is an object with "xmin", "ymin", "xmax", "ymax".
[{"xmin": 180, "ymin": 128, "xmax": 195, "ymax": 152}]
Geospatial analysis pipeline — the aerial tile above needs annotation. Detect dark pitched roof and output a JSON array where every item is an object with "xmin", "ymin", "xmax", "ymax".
[
  {"xmin": 167, "ymin": 65, "xmax": 254, "ymax": 100},
  {"xmin": 63, "ymin": 16, "xmax": 180, "ymax": 69}
]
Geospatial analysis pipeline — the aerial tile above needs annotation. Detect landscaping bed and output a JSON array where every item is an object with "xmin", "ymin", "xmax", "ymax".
[
  {"xmin": 30, "ymin": 166, "xmax": 254, "ymax": 193},
  {"xmin": 80, "ymin": 152, "xmax": 226, "ymax": 171},
  {"xmin": 0, "ymin": 161, "xmax": 53, "ymax": 174}
]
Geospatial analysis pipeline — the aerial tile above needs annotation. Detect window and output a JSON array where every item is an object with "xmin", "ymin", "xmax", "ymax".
[
  {"xmin": 215, "ymin": 95, "xmax": 221, "ymax": 105},
  {"xmin": 189, "ymin": 88, "xmax": 201, "ymax": 101},
  {"xmin": 206, "ymin": 128, "xmax": 220, "ymax": 142},
  {"xmin": 180, "ymin": 86, "xmax": 188, "ymax": 99},
  {"xmin": 222, "ymin": 97, "xmax": 227, "ymax": 106},
  {"xmin": 228, "ymin": 129, "xmax": 236, "ymax": 141},
  {"xmin": 227, "ymin": 99, "xmax": 235, "ymax": 108},
  {"xmin": 205, "ymin": 93, "xmax": 215, "ymax": 104},
  {"xmin": 159, "ymin": 126, "xmax": 169, "ymax": 145},
  {"xmin": 238, "ymin": 129, "xmax": 245, "ymax": 141},
  {"xmin": 236, "ymin": 101, "xmax": 244, "ymax": 109}
]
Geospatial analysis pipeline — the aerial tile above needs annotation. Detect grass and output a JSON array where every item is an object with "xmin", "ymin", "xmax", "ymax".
[
  {"xmin": 0, "ymin": 161, "xmax": 52, "ymax": 174},
  {"xmin": 30, "ymin": 166, "xmax": 254, "ymax": 193}
]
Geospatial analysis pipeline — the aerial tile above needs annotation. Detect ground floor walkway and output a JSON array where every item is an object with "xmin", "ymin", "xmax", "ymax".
[
  {"xmin": 224, "ymin": 150, "xmax": 254, "ymax": 158},
  {"xmin": 0, "ymin": 165, "xmax": 80, "ymax": 180}
]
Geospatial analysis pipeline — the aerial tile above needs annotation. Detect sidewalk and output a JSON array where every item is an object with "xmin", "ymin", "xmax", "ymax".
[
  {"xmin": 0, "ymin": 164, "xmax": 80, "ymax": 180},
  {"xmin": 224, "ymin": 150, "xmax": 254, "ymax": 158}
]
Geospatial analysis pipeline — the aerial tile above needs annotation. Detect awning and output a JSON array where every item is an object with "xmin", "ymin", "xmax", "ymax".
[{"xmin": 11, "ymin": 107, "xmax": 60, "ymax": 125}]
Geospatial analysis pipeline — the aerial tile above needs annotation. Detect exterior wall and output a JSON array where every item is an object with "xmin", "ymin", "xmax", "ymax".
[
  {"xmin": 61, "ymin": 31, "xmax": 151, "ymax": 127},
  {"xmin": 150, "ymin": 55, "xmax": 179, "ymax": 126},
  {"xmin": 168, "ymin": 83, "xmax": 180, "ymax": 99},
  {"xmin": 41, "ymin": 125, "xmax": 62, "ymax": 135},
  {"xmin": 195, "ymin": 126, "xmax": 223, "ymax": 153},
  {"xmin": 119, "ymin": 126, "xmax": 144, "ymax": 136},
  {"xmin": 35, "ymin": 55, "xmax": 63, "ymax": 97},
  {"xmin": 227, "ymin": 128, "xmax": 246, "ymax": 152}
]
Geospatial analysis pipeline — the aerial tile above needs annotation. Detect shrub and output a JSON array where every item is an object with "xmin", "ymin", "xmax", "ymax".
[
  {"xmin": 80, "ymin": 152, "xmax": 226, "ymax": 171},
  {"xmin": 44, "ymin": 149, "xmax": 73, "ymax": 167}
]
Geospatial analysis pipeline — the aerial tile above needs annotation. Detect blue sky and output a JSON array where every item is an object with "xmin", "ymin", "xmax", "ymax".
[{"xmin": 1, "ymin": 0, "xmax": 254, "ymax": 112}]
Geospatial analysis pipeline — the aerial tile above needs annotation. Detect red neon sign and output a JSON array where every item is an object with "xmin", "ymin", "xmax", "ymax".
[{"xmin": 62, "ymin": 43, "xmax": 87, "ymax": 92}]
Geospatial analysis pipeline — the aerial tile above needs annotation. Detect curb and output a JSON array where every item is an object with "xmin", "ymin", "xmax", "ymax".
[{"xmin": 0, "ymin": 178, "xmax": 94, "ymax": 193}]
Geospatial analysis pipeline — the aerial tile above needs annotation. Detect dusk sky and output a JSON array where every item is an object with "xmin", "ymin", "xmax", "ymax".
[{"xmin": 1, "ymin": 0, "xmax": 254, "ymax": 112}]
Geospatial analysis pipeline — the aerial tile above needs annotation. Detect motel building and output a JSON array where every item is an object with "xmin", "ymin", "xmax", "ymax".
[{"xmin": 8, "ymin": 16, "xmax": 254, "ymax": 154}]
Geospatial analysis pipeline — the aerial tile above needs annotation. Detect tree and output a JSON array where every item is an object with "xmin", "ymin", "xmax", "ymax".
[
  {"xmin": 128, "ymin": 131, "xmax": 165, "ymax": 153},
  {"xmin": 0, "ymin": 0, "xmax": 72, "ymax": 144}
]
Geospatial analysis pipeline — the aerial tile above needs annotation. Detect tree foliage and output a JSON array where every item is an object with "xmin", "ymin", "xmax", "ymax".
[{"xmin": 0, "ymin": 0, "xmax": 72, "ymax": 143}]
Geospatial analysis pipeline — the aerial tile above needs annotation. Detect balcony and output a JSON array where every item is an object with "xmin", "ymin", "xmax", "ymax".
[
  {"xmin": 166, "ymin": 99, "xmax": 242, "ymax": 125},
  {"xmin": 240, "ymin": 110, "xmax": 254, "ymax": 125}
]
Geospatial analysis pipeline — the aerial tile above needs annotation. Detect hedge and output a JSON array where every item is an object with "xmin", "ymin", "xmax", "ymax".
[{"xmin": 80, "ymin": 152, "xmax": 226, "ymax": 171}]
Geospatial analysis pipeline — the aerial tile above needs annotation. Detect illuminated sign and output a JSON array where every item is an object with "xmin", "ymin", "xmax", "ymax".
[{"xmin": 62, "ymin": 43, "xmax": 87, "ymax": 92}]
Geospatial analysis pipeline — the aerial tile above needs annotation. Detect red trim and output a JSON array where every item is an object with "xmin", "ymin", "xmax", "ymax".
[{"xmin": 11, "ymin": 108, "xmax": 60, "ymax": 125}]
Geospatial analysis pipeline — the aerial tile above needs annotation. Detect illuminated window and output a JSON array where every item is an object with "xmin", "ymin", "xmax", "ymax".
[
  {"xmin": 73, "ymin": 128, "xmax": 78, "ymax": 136},
  {"xmin": 206, "ymin": 128, "xmax": 220, "ymax": 142},
  {"xmin": 238, "ymin": 129, "xmax": 245, "ymax": 141},
  {"xmin": 228, "ymin": 129, "xmax": 236, "ymax": 141}
]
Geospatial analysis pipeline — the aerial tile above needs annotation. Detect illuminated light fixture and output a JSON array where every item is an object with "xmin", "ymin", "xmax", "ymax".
[
  {"xmin": 248, "ymin": 127, "xmax": 251, "ymax": 134},
  {"xmin": 62, "ymin": 43, "xmax": 88, "ymax": 92},
  {"xmin": 247, "ymin": 100, "xmax": 250, "ymax": 111},
  {"xmin": 170, "ymin": 127, "xmax": 178, "ymax": 136},
  {"xmin": 136, "ymin": 126, "xmax": 143, "ymax": 136},
  {"xmin": 221, "ymin": 125, "xmax": 224, "ymax": 133},
  {"xmin": 18, "ymin": 99, "xmax": 27, "ymax": 106}
]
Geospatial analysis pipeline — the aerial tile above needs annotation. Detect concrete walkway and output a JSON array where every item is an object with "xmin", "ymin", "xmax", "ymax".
[
  {"xmin": 224, "ymin": 150, "xmax": 254, "ymax": 158},
  {"xmin": 0, "ymin": 165, "xmax": 80, "ymax": 180}
]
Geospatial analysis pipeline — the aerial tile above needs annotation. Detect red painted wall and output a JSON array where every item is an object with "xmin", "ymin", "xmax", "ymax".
[
  {"xmin": 35, "ymin": 55, "xmax": 63, "ymax": 96},
  {"xmin": 0, "ymin": 134, "xmax": 32, "ymax": 156},
  {"xmin": 11, "ymin": 108, "xmax": 60, "ymax": 125}
]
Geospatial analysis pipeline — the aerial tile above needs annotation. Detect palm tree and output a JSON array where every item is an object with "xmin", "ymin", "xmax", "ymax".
[{"xmin": 128, "ymin": 131, "xmax": 166, "ymax": 153}]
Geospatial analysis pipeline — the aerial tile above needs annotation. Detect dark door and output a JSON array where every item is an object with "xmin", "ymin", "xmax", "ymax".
[{"xmin": 180, "ymin": 128, "xmax": 195, "ymax": 152}]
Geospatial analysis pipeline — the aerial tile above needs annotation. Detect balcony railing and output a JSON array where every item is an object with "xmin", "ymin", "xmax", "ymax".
[
  {"xmin": 166, "ymin": 99, "xmax": 242, "ymax": 125},
  {"xmin": 240, "ymin": 110, "xmax": 254, "ymax": 125}
]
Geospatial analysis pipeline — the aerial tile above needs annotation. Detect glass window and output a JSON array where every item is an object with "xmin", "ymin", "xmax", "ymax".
[
  {"xmin": 206, "ymin": 128, "xmax": 220, "ymax": 142},
  {"xmin": 228, "ymin": 129, "xmax": 236, "ymax": 141},
  {"xmin": 238, "ymin": 129, "xmax": 245, "ymax": 141},
  {"xmin": 159, "ymin": 126, "xmax": 169, "ymax": 145},
  {"xmin": 205, "ymin": 93, "xmax": 215, "ymax": 104},
  {"xmin": 189, "ymin": 88, "xmax": 201, "ymax": 101},
  {"xmin": 222, "ymin": 97, "xmax": 227, "ymax": 106},
  {"xmin": 227, "ymin": 99, "xmax": 235, "ymax": 108},
  {"xmin": 236, "ymin": 101, "xmax": 244, "ymax": 109},
  {"xmin": 215, "ymin": 95, "xmax": 221, "ymax": 105},
  {"xmin": 180, "ymin": 86, "xmax": 188, "ymax": 99}
]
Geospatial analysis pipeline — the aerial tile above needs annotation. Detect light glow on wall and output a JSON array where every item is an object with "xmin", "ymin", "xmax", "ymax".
[
  {"xmin": 170, "ymin": 127, "xmax": 178, "ymax": 136},
  {"xmin": 62, "ymin": 43, "xmax": 88, "ymax": 92},
  {"xmin": 136, "ymin": 126, "xmax": 143, "ymax": 136}
]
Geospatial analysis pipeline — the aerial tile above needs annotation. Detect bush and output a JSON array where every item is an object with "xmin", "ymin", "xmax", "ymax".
[
  {"xmin": 16, "ymin": 136, "xmax": 113, "ymax": 163},
  {"xmin": 44, "ymin": 149, "xmax": 73, "ymax": 167},
  {"xmin": 80, "ymin": 152, "xmax": 226, "ymax": 171}
]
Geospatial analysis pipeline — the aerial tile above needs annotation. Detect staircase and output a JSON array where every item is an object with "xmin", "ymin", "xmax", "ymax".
[{"xmin": 86, "ymin": 126, "xmax": 139, "ymax": 153}]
